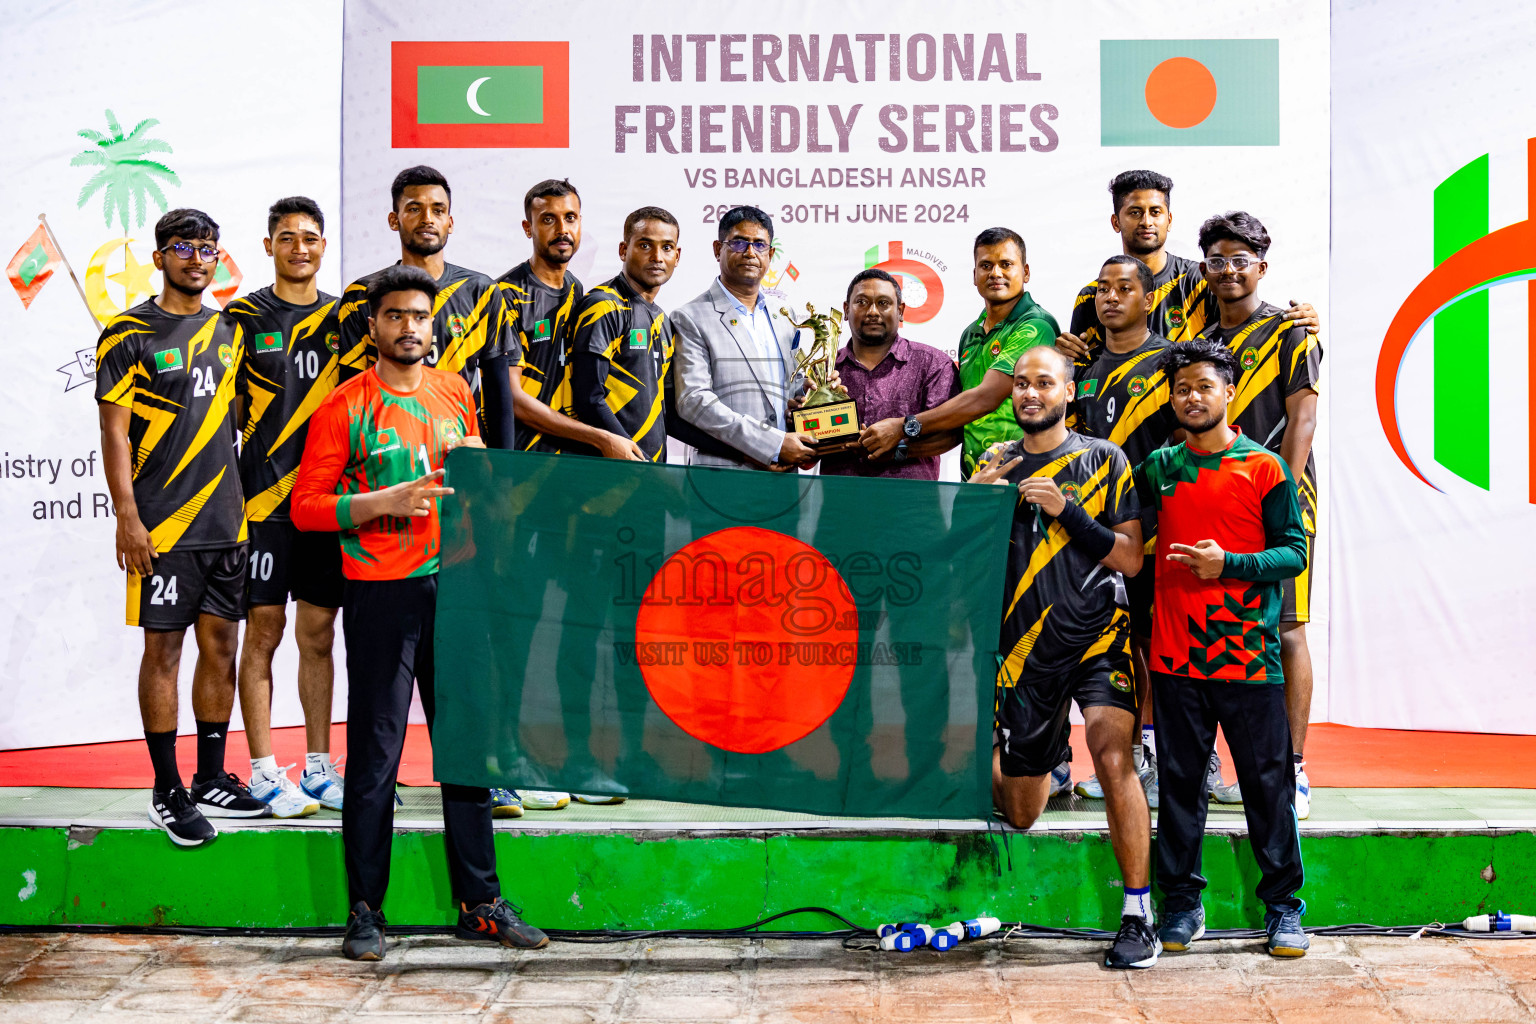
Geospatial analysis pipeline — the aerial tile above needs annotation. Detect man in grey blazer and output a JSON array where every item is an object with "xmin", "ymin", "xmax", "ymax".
[{"xmin": 671, "ymin": 207, "xmax": 819, "ymax": 470}]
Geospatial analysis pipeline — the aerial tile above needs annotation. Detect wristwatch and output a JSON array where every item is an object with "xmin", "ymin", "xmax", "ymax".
[{"xmin": 903, "ymin": 414, "xmax": 923, "ymax": 439}]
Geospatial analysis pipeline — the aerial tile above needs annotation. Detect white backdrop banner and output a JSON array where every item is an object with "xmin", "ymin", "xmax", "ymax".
[
  {"xmin": 0, "ymin": 0, "xmax": 344, "ymax": 749},
  {"xmin": 1331, "ymin": 0, "xmax": 1536, "ymax": 733}
]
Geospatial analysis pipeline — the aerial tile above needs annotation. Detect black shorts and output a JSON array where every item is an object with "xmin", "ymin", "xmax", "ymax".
[
  {"xmin": 1126, "ymin": 554, "xmax": 1155, "ymax": 639},
  {"xmin": 247, "ymin": 519, "xmax": 344, "ymax": 609},
  {"xmin": 995, "ymin": 610, "xmax": 1137, "ymax": 778},
  {"xmin": 127, "ymin": 545, "xmax": 248, "ymax": 631},
  {"xmin": 1280, "ymin": 531, "xmax": 1314, "ymax": 625}
]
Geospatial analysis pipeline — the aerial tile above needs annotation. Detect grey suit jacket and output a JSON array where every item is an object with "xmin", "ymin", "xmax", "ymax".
[{"xmin": 671, "ymin": 278, "xmax": 798, "ymax": 468}]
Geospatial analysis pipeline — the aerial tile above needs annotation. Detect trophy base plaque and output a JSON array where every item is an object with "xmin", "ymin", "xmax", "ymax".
[{"xmin": 792, "ymin": 399, "xmax": 862, "ymax": 454}]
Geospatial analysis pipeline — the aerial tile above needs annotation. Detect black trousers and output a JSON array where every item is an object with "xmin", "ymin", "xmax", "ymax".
[
  {"xmin": 1153, "ymin": 673, "xmax": 1303, "ymax": 913},
  {"xmin": 342, "ymin": 576, "xmax": 499, "ymax": 911}
]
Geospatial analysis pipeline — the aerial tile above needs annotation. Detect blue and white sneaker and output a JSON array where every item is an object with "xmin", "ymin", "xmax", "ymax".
[
  {"xmin": 249, "ymin": 764, "xmax": 320, "ymax": 819},
  {"xmin": 491, "ymin": 788, "xmax": 524, "ymax": 818},
  {"xmin": 1138, "ymin": 746, "xmax": 1159, "ymax": 810},
  {"xmin": 1073, "ymin": 774, "xmax": 1104, "ymax": 799},
  {"xmin": 1048, "ymin": 761, "xmax": 1072, "ymax": 798},
  {"xmin": 1266, "ymin": 900, "xmax": 1309, "ymax": 957},
  {"xmin": 300, "ymin": 762, "xmax": 345, "ymax": 811},
  {"xmin": 1295, "ymin": 762, "xmax": 1311, "ymax": 820},
  {"xmin": 1158, "ymin": 905, "xmax": 1205, "ymax": 952},
  {"xmin": 520, "ymin": 790, "xmax": 570, "ymax": 811}
]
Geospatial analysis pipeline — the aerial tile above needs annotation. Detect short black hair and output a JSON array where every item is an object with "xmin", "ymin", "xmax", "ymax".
[
  {"xmin": 845, "ymin": 267, "xmax": 902, "ymax": 306},
  {"xmin": 1198, "ymin": 211, "xmax": 1271, "ymax": 259},
  {"xmin": 1014, "ymin": 344, "xmax": 1074, "ymax": 379},
  {"xmin": 155, "ymin": 208, "xmax": 219, "ymax": 250},
  {"xmin": 523, "ymin": 178, "xmax": 580, "ymax": 220},
  {"xmin": 390, "ymin": 165, "xmax": 451, "ymax": 211},
  {"xmin": 366, "ymin": 264, "xmax": 438, "ymax": 311},
  {"xmin": 1161, "ymin": 339, "xmax": 1238, "ymax": 386},
  {"xmin": 1102, "ymin": 254, "xmax": 1154, "ymax": 294},
  {"xmin": 1109, "ymin": 170, "xmax": 1174, "ymax": 213},
  {"xmin": 973, "ymin": 226, "xmax": 1025, "ymax": 261},
  {"xmin": 267, "ymin": 196, "xmax": 324, "ymax": 237},
  {"xmin": 623, "ymin": 205, "xmax": 679, "ymax": 241},
  {"xmin": 718, "ymin": 205, "xmax": 774, "ymax": 243}
]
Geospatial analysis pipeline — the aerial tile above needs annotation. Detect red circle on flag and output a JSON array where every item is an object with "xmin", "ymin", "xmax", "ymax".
[
  {"xmin": 1145, "ymin": 58, "xmax": 1218, "ymax": 129},
  {"xmin": 634, "ymin": 526, "xmax": 858, "ymax": 755}
]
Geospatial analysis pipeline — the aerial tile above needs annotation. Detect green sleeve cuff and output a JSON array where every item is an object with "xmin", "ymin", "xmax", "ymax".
[{"xmin": 335, "ymin": 494, "xmax": 356, "ymax": 530}]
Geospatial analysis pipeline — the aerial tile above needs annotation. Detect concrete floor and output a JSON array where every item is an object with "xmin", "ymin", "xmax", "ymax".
[{"xmin": 1, "ymin": 930, "xmax": 1534, "ymax": 1022}]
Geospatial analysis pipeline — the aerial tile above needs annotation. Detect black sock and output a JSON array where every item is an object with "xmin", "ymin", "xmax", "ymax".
[
  {"xmin": 1294, "ymin": 752, "xmax": 1305, "ymax": 765},
  {"xmin": 145, "ymin": 731, "xmax": 180, "ymax": 792},
  {"xmin": 193, "ymin": 720, "xmax": 230, "ymax": 784}
]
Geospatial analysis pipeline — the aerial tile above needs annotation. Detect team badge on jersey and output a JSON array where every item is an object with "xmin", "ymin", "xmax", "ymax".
[
  {"xmin": 1127, "ymin": 375, "xmax": 1148, "ymax": 397},
  {"xmin": 153, "ymin": 348, "xmax": 183, "ymax": 374},
  {"xmin": 1110, "ymin": 670, "xmax": 1132, "ymax": 692},
  {"xmin": 437, "ymin": 419, "xmax": 463, "ymax": 448},
  {"xmin": 1166, "ymin": 308, "xmax": 1186, "ymax": 330},
  {"xmin": 372, "ymin": 427, "xmax": 401, "ymax": 453},
  {"xmin": 533, "ymin": 318, "xmax": 551, "ymax": 340},
  {"xmin": 990, "ymin": 339, "xmax": 1003, "ymax": 356},
  {"xmin": 447, "ymin": 314, "xmax": 467, "ymax": 339},
  {"xmin": 1241, "ymin": 347, "xmax": 1259, "ymax": 370},
  {"xmin": 218, "ymin": 344, "xmax": 234, "ymax": 369},
  {"xmin": 254, "ymin": 331, "xmax": 284, "ymax": 353},
  {"xmin": 628, "ymin": 328, "xmax": 648, "ymax": 349},
  {"xmin": 1078, "ymin": 378, "xmax": 1100, "ymax": 397},
  {"xmin": 1060, "ymin": 481, "xmax": 1081, "ymax": 505},
  {"xmin": 325, "ymin": 331, "xmax": 340, "ymax": 353}
]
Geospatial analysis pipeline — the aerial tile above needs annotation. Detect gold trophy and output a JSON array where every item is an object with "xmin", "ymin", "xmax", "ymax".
[{"xmin": 781, "ymin": 303, "xmax": 861, "ymax": 453}]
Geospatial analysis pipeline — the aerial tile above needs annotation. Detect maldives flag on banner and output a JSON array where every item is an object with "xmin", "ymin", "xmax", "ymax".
[
  {"xmin": 392, "ymin": 41, "xmax": 570, "ymax": 148},
  {"xmin": 433, "ymin": 450, "xmax": 1014, "ymax": 819},
  {"xmin": 6, "ymin": 224, "xmax": 61, "ymax": 309}
]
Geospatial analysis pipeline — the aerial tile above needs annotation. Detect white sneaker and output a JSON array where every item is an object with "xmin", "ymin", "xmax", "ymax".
[
  {"xmin": 1138, "ymin": 746, "xmax": 1159, "ymax": 810},
  {"xmin": 520, "ymin": 790, "xmax": 571, "ymax": 810},
  {"xmin": 1294, "ymin": 762, "xmax": 1311, "ymax": 820},
  {"xmin": 249, "ymin": 764, "xmax": 320, "ymax": 819},
  {"xmin": 1074, "ymin": 775, "xmax": 1105, "ymax": 799},
  {"xmin": 574, "ymin": 794, "xmax": 627, "ymax": 805},
  {"xmin": 1048, "ymin": 762, "xmax": 1072, "ymax": 798},
  {"xmin": 1209, "ymin": 752, "xmax": 1242, "ymax": 804},
  {"xmin": 300, "ymin": 761, "xmax": 345, "ymax": 811}
]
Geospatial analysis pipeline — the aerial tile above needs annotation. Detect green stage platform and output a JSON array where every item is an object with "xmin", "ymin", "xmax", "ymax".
[{"xmin": 3, "ymin": 786, "xmax": 1532, "ymax": 932}]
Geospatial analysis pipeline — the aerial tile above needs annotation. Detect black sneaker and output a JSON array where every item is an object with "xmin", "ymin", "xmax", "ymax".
[
  {"xmin": 1104, "ymin": 914, "xmax": 1161, "ymax": 969},
  {"xmin": 190, "ymin": 772, "xmax": 273, "ymax": 818},
  {"xmin": 456, "ymin": 897, "xmax": 549, "ymax": 949},
  {"xmin": 147, "ymin": 787, "xmax": 217, "ymax": 847},
  {"xmin": 342, "ymin": 901, "xmax": 386, "ymax": 961}
]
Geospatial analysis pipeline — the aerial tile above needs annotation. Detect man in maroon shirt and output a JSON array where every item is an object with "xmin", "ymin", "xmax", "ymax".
[{"xmin": 821, "ymin": 269, "xmax": 961, "ymax": 478}]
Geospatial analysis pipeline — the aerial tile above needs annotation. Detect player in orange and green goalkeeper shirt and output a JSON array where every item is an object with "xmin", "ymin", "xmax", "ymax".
[{"xmin": 291, "ymin": 265, "xmax": 547, "ymax": 962}]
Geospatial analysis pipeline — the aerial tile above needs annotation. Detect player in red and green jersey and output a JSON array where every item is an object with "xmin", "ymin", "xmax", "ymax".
[
  {"xmin": 861, "ymin": 227, "xmax": 1058, "ymax": 478},
  {"xmin": 1069, "ymin": 255, "xmax": 1180, "ymax": 806},
  {"xmin": 1196, "ymin": 211, "xmax": 1323, "ymax": 818},
  {"xmin": 225, "ymin": 197, "xmax": 345, "ymax": 819},
  {"xmin": 336, "ymin": 166, "xmax": 515, "ymax": 449},
  {"xmin": 1135, "ymin": 340, "xmax": 1309, "ymax": 959},
  {"xmin": 971, "ymin": 346, "xmax": 1158, "ymax": 970},
  {"xmin": 564, "ymin": 207, "xmax": 681, "ymax": 462},
  {"xmin": 292, "ymin": 265, "xmax": 546, "ymax": 962},
  {"xmin": 1056, "ymin": 170, "xmax": 1321, "ymax": 373},
  {"xmin": 95, "ymin": 208, "xmax": 270, "ymax": 848}
]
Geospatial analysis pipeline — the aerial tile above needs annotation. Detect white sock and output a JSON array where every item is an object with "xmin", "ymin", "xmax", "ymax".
[
  {"xmin": 251, "ymin": 755, "xmax": 278, "ymax": 777},
  {"xmin": 1141, "ymin": 724, "xmax": 1156, "ymax": 758},
  {"xmin": 305, "ymin": 752, "xmax": 331, "ymax": 774},
  {"xmin": 1123, "ymin": 886, "xmax": 1153, "ymax": 921}
]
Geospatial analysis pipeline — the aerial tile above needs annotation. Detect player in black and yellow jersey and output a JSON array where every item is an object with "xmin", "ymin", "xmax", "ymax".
[
  {"xmin": 971, "ymin": 346, "xmax": 1157, "ymax": 970},
  {"xmin": 499, "ymin": 179, "xmax": 642, "ymax": 459},
  {"xmin": 336, "ymin": 166, "xmax": 514, "ymax": 448},
  {"xmin": 1057, "ymin": 170, "xmax": 1320, "ymax": 372},
  {"xmin": 225, "ymin": 197, "xmax": 345, "ymax": 820},
  {"xmin": 1070, "ymin": 255, "xmax": 1180, "ymax": 805},
  {"xmin": 96, "ymin": 208, "xmax": 269, "ymax": 848},
  {"xmin": 563, "ymin": 206, "xmax": 681, "ymax": 461},
  {"xmin": 1196, "ymin": 211, "xmax": 1322, "ymax": 818}
]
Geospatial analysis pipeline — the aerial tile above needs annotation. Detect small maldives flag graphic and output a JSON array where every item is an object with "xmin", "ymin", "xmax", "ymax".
[{"xmin": 393, "ymin": 41, "xmax": 570, "ymax": 149}]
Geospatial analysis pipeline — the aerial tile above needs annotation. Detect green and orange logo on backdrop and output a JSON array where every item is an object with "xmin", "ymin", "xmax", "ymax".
[
  {"xmin": 1101, "ymin": 40, "xmax": 1279, "ymax": 146},
  {"xmin": 1375, "ymin": 139, "xmax": 1536, "ymax": 500},
  {"xmin": 392, "ymin": 41, "xmax": 569, "ymax": 148}
]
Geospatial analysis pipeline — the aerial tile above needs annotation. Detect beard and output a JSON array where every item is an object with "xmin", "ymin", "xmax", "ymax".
[
  {"xmin": 852, "ymin": 321, "xmax": 895, "ymax": 346},
  {"xmin": 541, "ymin": 237, "xmax": 576, "ymax": 264},
  {"xmin": 382, "ymin": 342, "xmax": 426, "ymax": 366},
  {"xmin": 163, "ymin": 272, "xmax": 207, "ymax": 298},
  {"xmin": 1016, "ymin": 398, "xmax": 1067, "ymax": 434},
  {"xmin": 402, "ymin": 233, "xmax": 447, "ymax": 258},
  {"xmin": 1174, "ymin": 406, "xmax": 1224, "ymax": 434}
]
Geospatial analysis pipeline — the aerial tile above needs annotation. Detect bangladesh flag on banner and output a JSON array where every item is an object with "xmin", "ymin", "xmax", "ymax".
[
  {"xmin": 6, "ymin": 225, "xmax": 61, "ymax": 309},
  {"xmin": 1100, "ymin": 39, "xmax": 1279, "ymax": 147},
  {"xmin": 434, "ymin": 451, "xmax": 1015, "ymax": 819}
]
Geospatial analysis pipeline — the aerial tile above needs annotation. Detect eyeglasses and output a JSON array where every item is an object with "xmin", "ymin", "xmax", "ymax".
[
  {"xmin": 725, "ymin": 238, "xmax": 770, "ymax": 254},
  {"xmin": 161, "ymin": 242, "xmax": 221, "ymax": 263},
  {"xmin": 1204, "ymin": 255, "xmax": 1261, "ymax": 272}
]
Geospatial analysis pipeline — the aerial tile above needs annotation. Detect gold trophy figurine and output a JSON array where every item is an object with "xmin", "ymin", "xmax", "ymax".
[{"xmin": 781, "ymin": 303, "xmax": 861, "ymax": 453}]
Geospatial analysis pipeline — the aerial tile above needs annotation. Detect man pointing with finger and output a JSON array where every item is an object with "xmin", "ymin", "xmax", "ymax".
[{"xmin": 293, "ymin": 264, "xmax": 546, "ymax": 961}]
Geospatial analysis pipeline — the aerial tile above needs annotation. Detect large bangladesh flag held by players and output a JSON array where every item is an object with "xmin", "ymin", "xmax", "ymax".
[{"xmin": 433, "ymin": 450, "xmax": 1015, "ymax": 819}]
